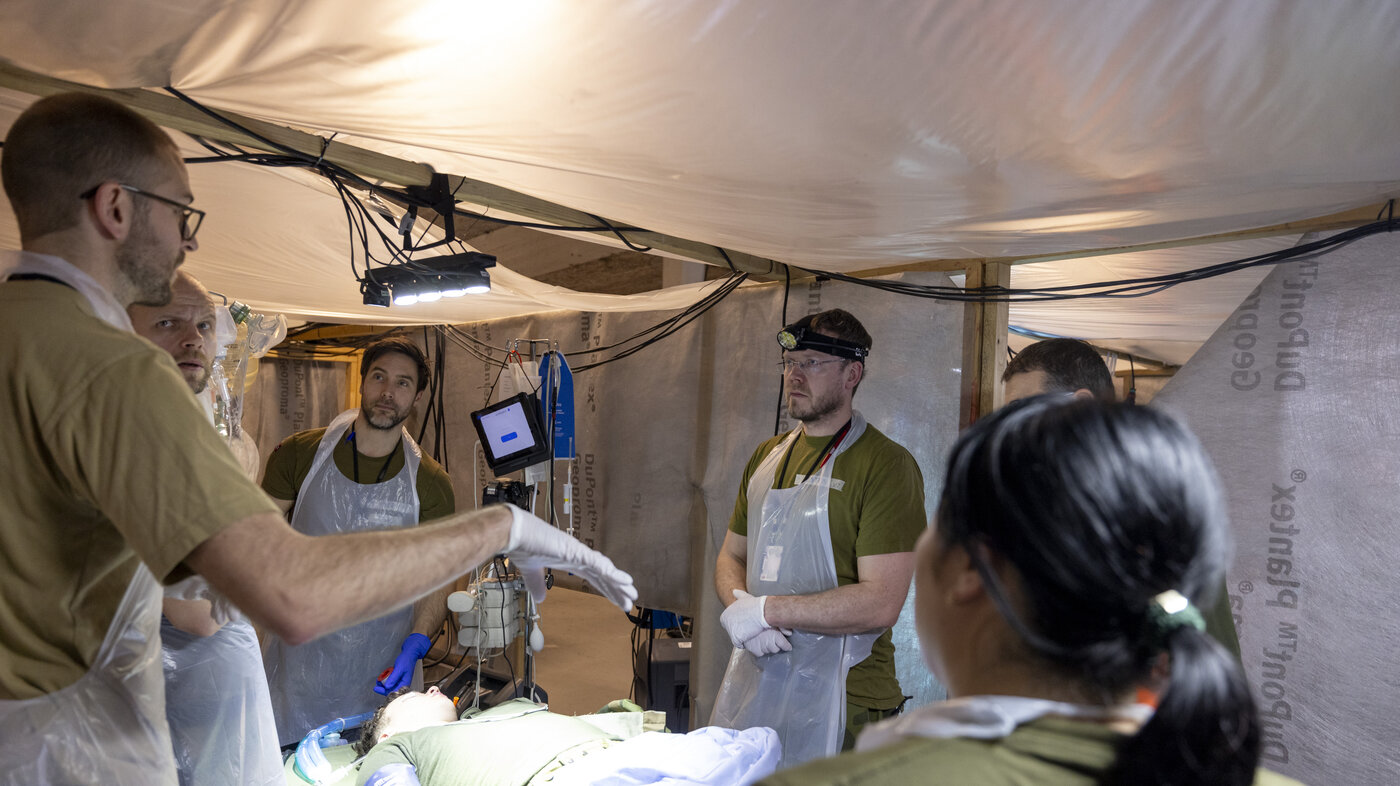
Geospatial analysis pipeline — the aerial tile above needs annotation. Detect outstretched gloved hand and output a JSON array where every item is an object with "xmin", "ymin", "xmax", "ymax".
[
  {"xmin": 742, "ymin": 628, "xmax": 793, "ymax": 657},
  {"xmin": 721, "ymin": 589, "xmax": 781, "ymax": 647},
  {"xmin": 375, "ymin": 633, "xmax": 432, "ymax": 695},
  {"xmin": 504, "ymin": 505, "xmax": 638, "ymax": 612}
]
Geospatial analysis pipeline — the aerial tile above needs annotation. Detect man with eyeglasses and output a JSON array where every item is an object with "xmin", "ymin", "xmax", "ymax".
[
  {"xmin": 0, "ymin": 93, "xmax": 636, "ymax": 785},
  {"xmin": 711, "ymin": 309, "xmax": 926, "ymax": 768}
]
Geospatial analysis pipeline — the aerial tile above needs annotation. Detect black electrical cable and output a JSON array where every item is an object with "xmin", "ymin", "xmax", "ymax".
[
  {"xmin": 586, "ymin": 212, "xmax": 653, "ymax": 252},
  {"xmin": 169, "ymin": 87, "xmax": 1396, "ymax": 309},
  {"xmin": 717, "ymin": 247, "xmax": 737, "ymax": 273},
  {"xmin": 437, "ymin": 271, "xmax": 747, "ymax": 377},
  {"xmin": 565, "ymin": 273, "xmax": 747, "ymax": 359},
  {"xmin": 423, "ymin": 606, "xmax": 458, "ymax": 671},
  {"xmin": 773, "ymin": 266, "xmax": 791, "ymax": 436},
  {"xmin": 570, "ymin": 273, "xmax": 749, "ymax": 372},
  {"xmin": 414, "ymin": 328, "xmax": 450, "ymax": 470},
  {"xmin": 791, "ymin": 218, "xmax": 1398, "ymax": 304},
  {"xmin": 169, "ymin": 90, "xmax": 1400, "ymax": 373},
  {"xmin": 435, "ymin": 325, "xmax": 502, "ymax": 366},
  {"xmin": 167, "ymin": 87, "xmax": 654, "ymax": 266}
]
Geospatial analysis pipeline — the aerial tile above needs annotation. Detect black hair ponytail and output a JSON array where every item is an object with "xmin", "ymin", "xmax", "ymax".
[
  {"xmin": 1110, "ymin": 626, "xmax": 1259, "ymax": 785},
  {"xmin": 939, "ymin": 397, "xmax": 1261, "ymax": 786}
]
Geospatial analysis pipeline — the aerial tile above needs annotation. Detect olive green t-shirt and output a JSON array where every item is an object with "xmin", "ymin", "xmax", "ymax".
[
  {"xmin": 0, "ymin": 280, "xmax": 280, "ymax": 698},
  {"xmin": 729, "ymin": 423, "xmax": 927, "ymax": 709},
  {"xmin": 356, "ymin": 707, "xmax": 616, "ymax": 786},
  {"xmin": 758, "ymin": 715, "xmax": 1304, "ymax": 786},
  {"xmin": 261, "ymin": 426, "xmax": 455, "ymax": 522}
]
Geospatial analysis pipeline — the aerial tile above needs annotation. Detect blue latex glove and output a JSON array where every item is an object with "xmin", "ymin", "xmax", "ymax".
[
  {"xmin": 375, "ymin": 633, "xmax": 431, "ymax": 695},
  {"xmin": 365, "ymin": 763, "xmax": 421, "ymax": 786}
]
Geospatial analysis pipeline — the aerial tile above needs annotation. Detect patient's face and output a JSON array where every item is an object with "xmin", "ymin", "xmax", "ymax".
[{"xmin": 378, "ymin": 686, "xmax": 459, "ymax": 742}]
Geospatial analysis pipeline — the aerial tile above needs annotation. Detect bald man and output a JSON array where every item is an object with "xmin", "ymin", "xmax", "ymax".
[
  {"xmin": 128, "ymin": 269, "xmax": 218, "ymax": 395},
  {"xmin": 128, "ymin": 270, "xmax": 284, "ymax": 786}
]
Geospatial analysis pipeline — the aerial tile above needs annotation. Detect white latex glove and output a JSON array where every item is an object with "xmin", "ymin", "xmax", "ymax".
[
  {"xmin": 720, "ymin": 589, "xmax": 774, "ymax": 648},
  {"xmin": 504, "ymin": 504, "xmax": 638, "ymax": 612},
  {"xmin": 742, "ymin": 628, "xmax": 793, "ymax": 657},
  {"xmin": 166, "ymin": 576, "xmax": 243, "ymax": 625},
  {"xmin": 206, "ymin": 592, "xmax": 242, "ymax": 626}
]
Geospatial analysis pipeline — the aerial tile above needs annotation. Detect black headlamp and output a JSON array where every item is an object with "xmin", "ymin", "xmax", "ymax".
[{"xmin": 776, "ymin": 316, "xmax": 869, "ymax": 361}]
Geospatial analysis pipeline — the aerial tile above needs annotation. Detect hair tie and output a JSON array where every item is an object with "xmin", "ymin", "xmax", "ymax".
[{"xmin": 1146, "ymin": 590, "xmax": 1206, "ymax": 649}]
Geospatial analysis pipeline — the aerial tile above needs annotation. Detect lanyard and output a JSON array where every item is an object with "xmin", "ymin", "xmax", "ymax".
[
  {"xmin": 349, "ymin": 427, "xmax": 401, "ymax": 484},
  {"xmin": 774, "ymin": 419, "xmax": 852, "ymax": 489}
]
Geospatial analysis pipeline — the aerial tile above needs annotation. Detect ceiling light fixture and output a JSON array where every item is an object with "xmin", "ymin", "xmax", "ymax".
[{"xmin": 361, "ymin": 252, "xmax": 497, "ymax": 308}]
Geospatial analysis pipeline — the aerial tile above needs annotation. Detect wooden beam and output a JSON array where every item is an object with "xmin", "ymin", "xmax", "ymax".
[
  {"xmin": 284, "ymin": 324, "xmax": 403, "ymax": 342},
  {"xmin": 345, "ymin": 353, "xmax": 363, "ymax": 411},
  {"xmin": 0, "ymin": 62, "xmax": 434, "ymax": 188},
  {"xmin": 958, "ymin": 263, "xmax": 1010, "ymax": 428},
  {"xmin": 265, "ymin": 349, "xmax": 358, "ymax": 362}
]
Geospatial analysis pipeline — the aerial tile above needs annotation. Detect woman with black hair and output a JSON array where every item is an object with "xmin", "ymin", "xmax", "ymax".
[{"xmin": 761, "ymin": 397, "xmax": 1300, "ymax": 785}]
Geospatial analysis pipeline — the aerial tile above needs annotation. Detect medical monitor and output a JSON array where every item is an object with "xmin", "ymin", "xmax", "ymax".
[{"xmin": 470, "ymin": 393, "xmax": 551, "ymax": 476}]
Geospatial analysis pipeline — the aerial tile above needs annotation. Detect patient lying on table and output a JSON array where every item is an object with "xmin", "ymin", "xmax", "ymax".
[{"xmin": 353, "ymin": 688, "xmax": 777, "ymax": 786}]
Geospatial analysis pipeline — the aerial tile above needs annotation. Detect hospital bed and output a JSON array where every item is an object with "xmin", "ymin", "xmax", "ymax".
[{"xmin": 283, "ymin": 697, "xmax": 779, "ymax": 786}]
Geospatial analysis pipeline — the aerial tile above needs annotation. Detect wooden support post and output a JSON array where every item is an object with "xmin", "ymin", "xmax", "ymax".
[
  {"xmin": 345, "ymin": 352, "xmax": 363, "ymax": 412},
  {"xmin": 959, "ymin": 263, "xmax": 1010, "ymax": 428}
]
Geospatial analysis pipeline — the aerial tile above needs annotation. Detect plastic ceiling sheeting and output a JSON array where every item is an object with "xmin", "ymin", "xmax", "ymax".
[
  {"xmin": 1000, "ymin": 236, "xmax": 1296, "ymax": 365},
  {"xmin": 2, "ymin": 1, "xmax": 1398, "ymax": 270},
  {"xmin": 0, "ymin": 88, "xmax": 751, "ymax": 326},
  {"xmin": 1, "ymin": 2, "xmax": 1398, "ymax": 354}
]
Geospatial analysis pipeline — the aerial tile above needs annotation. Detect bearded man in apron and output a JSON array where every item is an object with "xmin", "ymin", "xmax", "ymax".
[
  {"xmin": 711, "ymin": 309, "xmax": 927, "ymax": 769},
  {"xmin": 260, "ymin": 336, "xmax": 456, "ymax": 747}
]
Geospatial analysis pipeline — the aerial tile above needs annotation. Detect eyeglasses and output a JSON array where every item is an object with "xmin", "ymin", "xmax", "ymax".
[
  {"xmin": 778, "ymin": 358, "xmax": 848, "ymax": 375},
  {"xmin": 80, "ymin": 183, "xmax": 205, "ymax": 241}
]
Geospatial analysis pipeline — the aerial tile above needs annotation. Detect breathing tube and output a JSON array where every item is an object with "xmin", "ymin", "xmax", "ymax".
[{"xmin": 291, "ymin": 711, "xmax": 374, "ymax": 784}]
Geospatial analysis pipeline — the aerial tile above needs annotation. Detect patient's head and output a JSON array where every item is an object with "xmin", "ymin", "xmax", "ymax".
[
  {"xmin": 922, "ymin": 397, "xmax": 1260, "ymax": 785},
  {"xmin": 353, "ymin": 686, "xmax": 458, "ymax": 756}
]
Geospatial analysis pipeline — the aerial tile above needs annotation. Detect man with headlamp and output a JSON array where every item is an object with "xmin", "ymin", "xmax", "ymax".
[{"xmin": 711, "ymin": 309, "xmax": 926, "ymax": 768}]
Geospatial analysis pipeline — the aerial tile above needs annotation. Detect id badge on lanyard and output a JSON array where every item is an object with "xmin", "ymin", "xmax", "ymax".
[{"xmin": 760, "ymin": 546, "xmax": 783, "ymax": 582}]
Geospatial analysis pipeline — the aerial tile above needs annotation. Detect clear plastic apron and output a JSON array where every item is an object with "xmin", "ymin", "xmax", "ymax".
[
  {"xmin": 162, "ymin": 612, "xmax": 283, "ymax": 785},
  {"xmin": 711, "ymin": 412, "xmax": 880, "ymax": 769},
  {"xmin": 263, "ymin": 410, "xmax": 422, "ymax": 746},
  {"xmin": 161, "ymin": 387, "xmax": 283, "ymax": 784},
  {"xmin": 0, "ymin": 564, "xmax": 177, "ymax": 785}
]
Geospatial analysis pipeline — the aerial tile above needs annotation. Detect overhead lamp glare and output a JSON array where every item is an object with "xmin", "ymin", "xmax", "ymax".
[{"xmin": 360, "ymin": 252, "xmax": 497, "ymax": 308}]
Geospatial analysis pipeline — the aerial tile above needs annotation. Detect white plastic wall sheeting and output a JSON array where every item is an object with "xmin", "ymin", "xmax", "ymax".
[
  {"xmin": 418, "ymin": 273, "xmax": 962, "ymax": 726},
  {"xmin": 1153, "ymin": 231, "xmax": 1400, "ymax": 785},
  {"xmin": 242, "ymin": 358, "xmax": 351, "ymax": 470}
]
